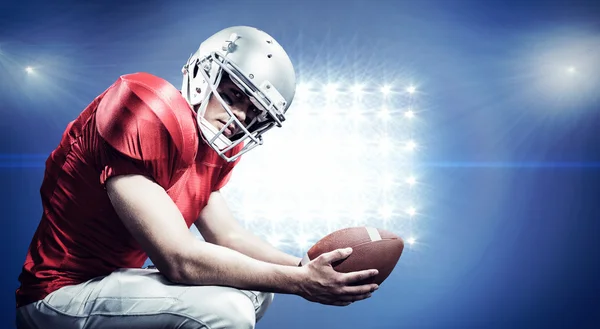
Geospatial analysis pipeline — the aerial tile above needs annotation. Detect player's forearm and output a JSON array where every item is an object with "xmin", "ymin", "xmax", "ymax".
[
  {"xmin": 222, "ymin": 231, "xmax": 302, "ymax": 267},
  {"xmin": 171, "ymin": 238, "xmax": 304, "ymax": 294}
]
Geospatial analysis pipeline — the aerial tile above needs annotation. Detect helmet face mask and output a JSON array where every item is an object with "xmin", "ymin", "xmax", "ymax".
[{"xmin": 181, "ymin": 26, "xmax": 296, "ymax": 162}]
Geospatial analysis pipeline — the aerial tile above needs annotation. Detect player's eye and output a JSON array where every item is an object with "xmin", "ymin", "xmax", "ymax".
[
  {"xmin": 252, "ymin": 106, "xmax": 263, "ymax": 118},
  {"xmin": 242, "ymin": 107, "xmax": 255, "ymax": 123},
  {"xmin": 221, "ymin": 93, "xmax": 233, "ymax": 106}
]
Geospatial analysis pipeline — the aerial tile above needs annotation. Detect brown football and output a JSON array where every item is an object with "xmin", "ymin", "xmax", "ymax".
[{"xmin": 301, "ymin": 227, "xmax": 404, "ymax": 285}]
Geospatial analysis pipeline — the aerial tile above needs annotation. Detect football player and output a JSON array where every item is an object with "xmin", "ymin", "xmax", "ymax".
[{"xmin": 15, "ymin": 26, "xmax": 379, "ymax": 329}]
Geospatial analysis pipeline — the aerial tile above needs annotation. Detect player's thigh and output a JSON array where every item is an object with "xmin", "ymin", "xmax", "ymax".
[{"xmin": 17, "ymin": 268, "xmax": 273, "ymax": 329}]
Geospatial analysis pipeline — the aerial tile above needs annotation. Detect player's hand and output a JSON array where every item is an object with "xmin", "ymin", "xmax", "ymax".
[{"xmin": 296, "ymin": 247, "xmax": 379, "ymax": 306}]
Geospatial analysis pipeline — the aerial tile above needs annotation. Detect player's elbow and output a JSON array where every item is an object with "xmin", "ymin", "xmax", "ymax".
[
  {"xmin": 156, "ymin": 258, "xmax": 185, "ymax": 284},
  {"xmin": 156, "ymin": 240, "xmax": 211, "ymax": 285},
  {"xmin": 155, "ymin": 246, "xmax": 194, "ymax": 284}
]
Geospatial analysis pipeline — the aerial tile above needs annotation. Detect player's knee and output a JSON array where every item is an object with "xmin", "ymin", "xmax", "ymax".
[
  {"xmin": 180, "ymin": 287, "xmax": 257, "ymax": 329},
  {"xmin": 215, "ymin": 292, "xmax": 256, "ymax": 329},
  {"xmin": 255, "ymin": 292, "xmax": 274, "ymax": 322}
]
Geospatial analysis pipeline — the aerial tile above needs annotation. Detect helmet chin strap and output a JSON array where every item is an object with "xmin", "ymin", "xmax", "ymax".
[{"xmin": 197, "ymin": 113, "xmax": 234, "ymax": 151}]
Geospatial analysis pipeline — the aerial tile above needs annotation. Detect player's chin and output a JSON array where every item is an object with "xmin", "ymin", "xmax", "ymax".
[{"xmin": 209, "ymin": 119, "xmax": 230, "ymax": 136}]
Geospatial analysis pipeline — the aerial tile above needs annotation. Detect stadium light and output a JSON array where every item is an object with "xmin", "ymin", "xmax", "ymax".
[{"xmin": 380, "ymin": 84, "xmax": 392, "ymax": 95}]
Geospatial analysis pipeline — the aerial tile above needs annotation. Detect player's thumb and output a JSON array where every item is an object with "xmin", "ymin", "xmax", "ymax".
[{"xmin": 322, "ymin": 247, "xmax": 353, "ymax": 264}]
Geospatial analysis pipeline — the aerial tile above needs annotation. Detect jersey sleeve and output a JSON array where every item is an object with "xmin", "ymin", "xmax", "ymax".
[{"xmin": 95, "ymin": 73, "xmax": 197, "ymax": 190}]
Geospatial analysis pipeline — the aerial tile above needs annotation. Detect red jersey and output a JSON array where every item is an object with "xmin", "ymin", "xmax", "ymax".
[{"xmin": 16, "ymin": 72, "xmax": 242, "ymax": 308}]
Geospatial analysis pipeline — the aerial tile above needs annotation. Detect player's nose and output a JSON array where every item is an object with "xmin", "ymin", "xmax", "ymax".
[{"xmin": 230, "ymin": 106, "xmax": 247, "ymax": 124}]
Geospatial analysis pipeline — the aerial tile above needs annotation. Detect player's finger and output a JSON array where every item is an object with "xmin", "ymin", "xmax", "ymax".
[
  {"xmin": 340, "ymin": 268, "xmax": 379, "ymax": 284},
  {"xmin": 342, "ymin": 283, "xmax": 379, "ymax": 295},
  {"xmin": 337, "ymin": 292, "xmax": 373, "ymax": 302},
  {"xmin": 352, "ymin": 292, "xmax": 373, "ymax": 302},
  {"xmin": 317, "ymin": 248, "xmax": 353, "ymax": 265}
]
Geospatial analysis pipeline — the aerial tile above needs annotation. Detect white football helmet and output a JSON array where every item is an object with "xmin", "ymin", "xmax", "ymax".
[{"xmin": 181, "ymin": 26, "xmax": 296, "ymax": 162}]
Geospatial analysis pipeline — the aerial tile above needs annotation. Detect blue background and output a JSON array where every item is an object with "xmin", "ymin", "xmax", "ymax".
[{"xmin": 2, "ymin": 0, "xmax": 599, "ymax": 328}]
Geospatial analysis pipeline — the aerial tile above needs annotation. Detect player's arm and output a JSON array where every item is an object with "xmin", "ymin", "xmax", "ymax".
[
  {"xmin": 106, "ymin": 174, "xmax": 377, "ymax": 306},
  {"xmin": 194, "ymin": 190, "xmax": 302, "ymax": 267},
  {"xmin": 106, "ymin": 174, "xmax": 299, "ymax": 292}
]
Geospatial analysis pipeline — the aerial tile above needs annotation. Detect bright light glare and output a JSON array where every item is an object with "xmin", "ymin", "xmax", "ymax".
[
  {"xmin": 324, "ymin": 83, "xmax": 338, "ymax": 95},
  {"xmin": 350, "ymin": 110, "xmax": 363, "ymax": 122},
  {"xmin": 378, "ymin": 107, "xmax": 391, "ymax": 121},
  {"xmin": 352, "ymin": 204, "xmax": 366, "ymax": 221},
  {"xmin": 566, "ymin": 66, "xmax": 576, "ymax": 74},
  {"xmin": 351, "ymin": 84, "xmax": 364, "ymax": 94},
  {"xmin": 407, "ymin": 237, "xmax": 417, "ymax": 245},
  {"xmin": 219, "ymin": 72, "xmax": 426, "ymax": 255},
  {"xmin": 378, "ymin": 137, "xmax": 392, "ymax": 154},
  {"xmin": 381, "ymin": 173, "xmax": 395, "ymax": 190},
  {"xmin": 295, "ymin": 235, "xmax": 312, "ymax": 250},
  {"xmin": 380, "ymin": 85, "xmax": 392, "ymax": 95},
  {"xmin": 380, "ymin": 205, "xmax": 393, "ymax": 219},
  {"xmin": 25, "ymin": 66, "xmax": 34, "ymax": 74},
  {"xmin": 297, "ymin": 82, "xmax": 311, "ymax": 95},
  {"xmin": 407, "ymin": 86, "xmax": 416, "ymax": 94},
  {"xmin": 266, "ymin": 235, "xmax": 282, "ymax": 248},
  {"xmin": 404, "ymin": 110, "xmax": 415, "ymax": 118}
]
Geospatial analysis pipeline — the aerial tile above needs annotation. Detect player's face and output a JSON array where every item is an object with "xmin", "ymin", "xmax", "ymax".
[{"xmin": 202, "ymin": 74, "xmax": 260, "ymax": 138}]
